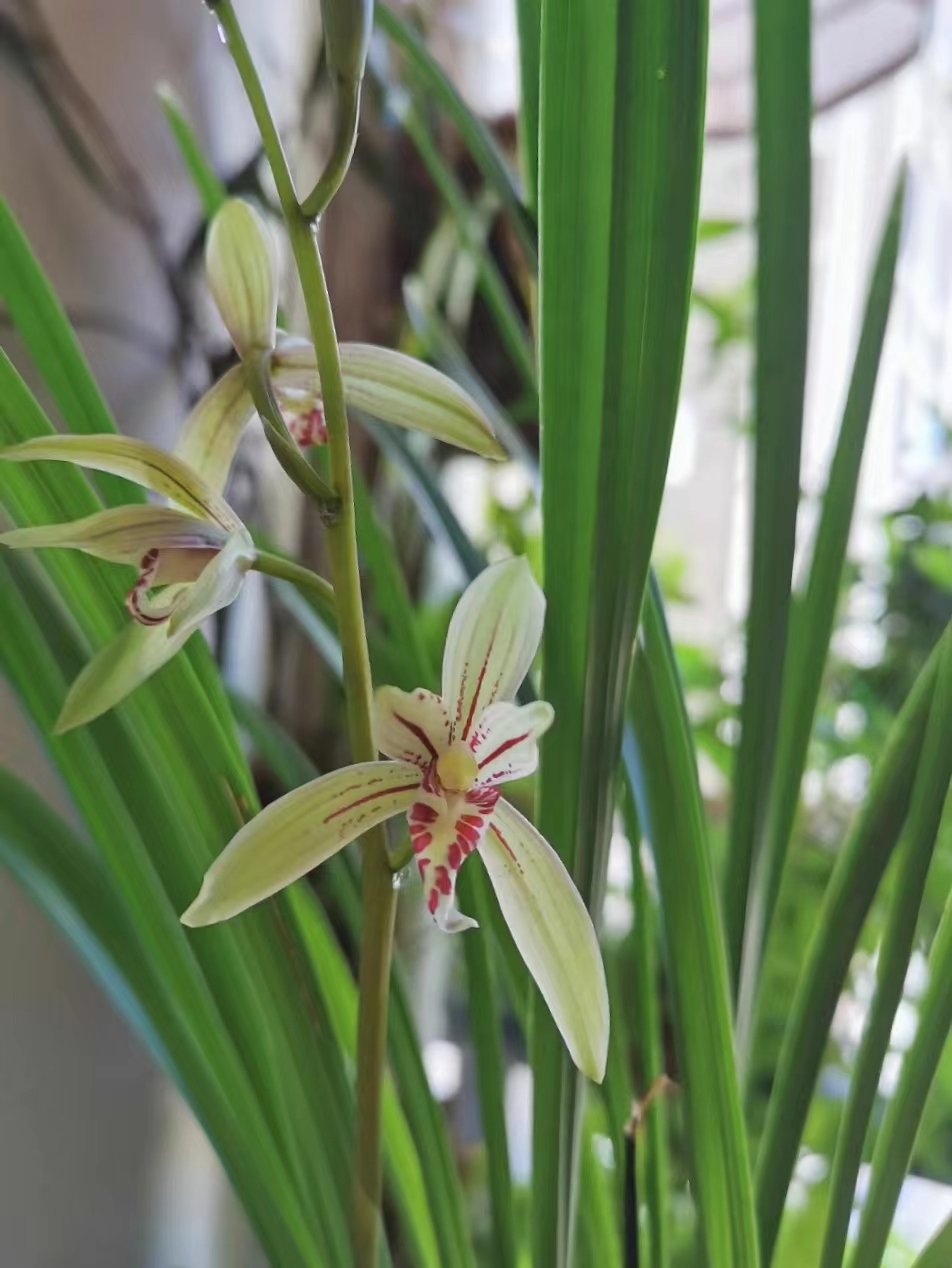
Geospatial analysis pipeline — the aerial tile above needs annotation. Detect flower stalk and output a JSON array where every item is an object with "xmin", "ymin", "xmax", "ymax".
[{"xmin": 212, "ymin": 3, "xmax": 398, "ymax": 1262}]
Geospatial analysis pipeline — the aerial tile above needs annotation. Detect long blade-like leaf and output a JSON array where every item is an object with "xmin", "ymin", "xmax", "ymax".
[
  {"xmin": 737, "ymin": 171, "xmax": 907, "ymax": 1053},
  {"xmin": 628, "ymin": 580, "xmax": 759, "ymax": 1268},
  {"xmin": 754, "ymin": 629, "xmax": 946, "ymax": 1262},
  {"xmin": 723, "ymin": 0, "xmax": 812, "ymax": 986},
  {"xmin": 818, "ymin": 622, "xmax": 952, "ymax": 1268},
  {"xmin": 533, "ymin": 0, "xmax": 707, "ymax": 1255}
]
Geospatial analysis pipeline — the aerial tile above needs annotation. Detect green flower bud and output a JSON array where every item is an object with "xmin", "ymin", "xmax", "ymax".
[
  {"xmin": 205, "ymin": 199, "xmax": 278, "ymax": 358},
  {"xmin": 321, "ymin": 0, "xmax": 373, "ymax": 86}
]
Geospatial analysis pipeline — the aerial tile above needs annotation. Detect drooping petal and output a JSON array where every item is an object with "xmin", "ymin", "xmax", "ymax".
[
  {"xmin": 167, "ymin": 529, "xmax": 256, "ymax": 639},
  {"xmin": 55, "ymin": 590, "xmax": 194, "ymax": 733},
  {"xmin": 470, "ymin": 699, "xmax": 555, "ymax": 786},
  {"xmin": 480, "ymin": 798, "xmax": 609, "ymax": 1082},
  {"xmin": 0, "ymin": 435, "xmax": 242, "ymax": 531},
  {"xmin": 205, "ymin": 199, "xmax": 278, "ymax": 357},
  {"xmin": 182, "ymin": 761, "xmax": 422, "ymax": 926},
  {"xmin": 407, "ymin": 788, "xmax": 498, "ymax": 933},
  {"xmin": 0, "ymin": 505, "xmax": 228, "ymax": 577},
  {"xmin": 373, "ymin": 685, "xmax": 452, "ymax": 767},
  {"xmin": 271, "ymin": 336, "xmax": 505, "ymax": 460},
  {"xmin": 442, "ymin": 556, "xmax": 545, "ymax": 742},
  {"xmin": 174, "ymin": 365, "xmax": 256, "ymax": 496}
]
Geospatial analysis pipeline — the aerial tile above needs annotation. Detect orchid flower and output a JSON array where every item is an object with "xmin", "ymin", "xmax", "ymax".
[
  {"xmin": 0, "ymin": 434, "xmax": 256, "ymax": 731},
  {"xmin": 182, "ymin": 557, "xmax": 610, "ymax": 1082},
  {"xmin": 191, "ymin": 198, "xmax": 506, "ymax": 473}
]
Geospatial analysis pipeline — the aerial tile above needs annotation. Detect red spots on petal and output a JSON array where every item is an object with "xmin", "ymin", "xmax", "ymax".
[
  {"xmin": 492, "ymin": 824, "xmax": 518, "ymax": 862},
  {"xmin": 125, "ymin": 549, "xmax": 170, "ymax": 627},
  {"xmin": 461, "ymin": 814, "xmax": 483, "ymax": 827},
  {"xmin": 287, "ymin": 406, "xmax": 327, "ymax": 447},
  {"xmin": 448, "ymin": 843, "xmax": 462, "ymax": 870},
  {"xmin": 417, "ymin": 857, "xmax": 430, "ymax": 878},
  {"xmin": 460, "ymin": 630, "xmax": 498, "ymax": 740},
  {"xmin": 435, "ymin": 866, "xmax": 452, "ymax": 895},
  {"xmin": 411, "ymin": 831, "xmax": 432, "ymax": 854},
  {"xmin": 409, "ymin": 803, "xmax": 439, "ymax": 824},
  {"xmin": 427, "ymin": 888, "xmax": 439, "ymax": 914}
]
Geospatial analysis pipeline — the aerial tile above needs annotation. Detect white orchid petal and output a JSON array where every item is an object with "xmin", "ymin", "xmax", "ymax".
[
  {"xmin": 0, "ymin": 435, "xmax": 242, "ymax": 531},
  {"xmin": 481, "ymin": 799, "xmax": 609, "ymax": 1082},
  {"xmin": 0, "ymin": 505, "xmax": 229, "ymax": 570},
  {"xmin": 182, "ymin": 761, "xmax": 422, "ymax": 926},
  {"xmin": 174, "ymin": 366, "xmax": 256, "ymax": 496},
  {"xmin": 373, "ymin": 685, "xmax": 452, "ymax": 767},
  {"xmin": 470, "ymin": 699, "xmax": 555, "ymax": 786},
  {"xmin": 167, "ymin": 529, "xmax": 256, "ymax": 640},
  {"xmin": 55, "ymin": 591, "xmax": 193, "ymax": 733},
  {"xmin": 206, "ymin": 199, "xmax": 278, "ymax": 357},
  {"xmin": 442, "ymin": 557, "xmax": 545, "ymax": 742},
  {"xmin": 407, "ymin": 791, "xmax": 494, "ymax": 933},
  {"xmin": 270, "ymin": 336, "xmax": 505, "ymax": 460}
]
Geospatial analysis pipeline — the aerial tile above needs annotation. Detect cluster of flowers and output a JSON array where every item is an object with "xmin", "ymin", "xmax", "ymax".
[{"xmin": 0, "ymin": 200, "xmax": 608, "ymax": 1080}]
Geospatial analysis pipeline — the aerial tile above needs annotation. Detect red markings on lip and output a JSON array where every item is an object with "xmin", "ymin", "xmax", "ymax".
[
  {"xmin": 448, "ymin": 843, "xmax": 462, "ymax": 870},
  {"xmin": 409, "ymin": 803, "xmax": 439, "ymax": 824},
  {"xmin": 411, "ymin": 831, "xmax": 432, "ymax": 853}
]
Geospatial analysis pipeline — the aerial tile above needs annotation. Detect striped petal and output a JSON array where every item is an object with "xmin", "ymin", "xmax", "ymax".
[
  {"xmin": 470, "ymin": 699, "xmax": 555, "ymax": 786},
  {"xmin": 271, "ymin": 335, "xmax": 505, "ymax": 460},
  {"xmin": 481, "ymin": 798, "xmax": 609, "ymax": 1082},
  {"xmin": 0, "ymin": 505, "xmax": 228, "ymax": 580},
  {"xmin": 206, "ymin": 199, "xmax": 278, "ymax": 357},
  {"xmin": 174, "ymin": 366, "xmax": 256, "ymax": 496},
  {"xmin": 0, "ymin": 435, "xmax": 242, "ymax": 532},
  {"xmin": 182, "ymin": 761, "xmax": 422, "ymax": 927},
  {"xmin": 167, "ymin": 528, "xmax": 256, "ymax": 639},
  {"xmin": 408, "ymin": 786, "xmax": 498, "ymax": 933},
  {"xmin": 442, "ymin": 556, "xmax": 545, "ymax": 742},
  {"xmin": 55, "ymin": 589, "xmax": 194, "ymax": 733},
  {"xmin": 373, "ymin": 685, "xmax": 451, "ymax": 767}
]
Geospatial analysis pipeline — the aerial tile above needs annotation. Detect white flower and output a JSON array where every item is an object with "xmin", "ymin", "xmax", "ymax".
[{"xmin": 182, "ymin": 557, "xmax": 610, "ymax": 1081}]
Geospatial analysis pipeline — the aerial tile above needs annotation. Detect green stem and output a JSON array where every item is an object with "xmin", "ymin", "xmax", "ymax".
[
  {"xmin": 216, "ymin": 6, "xmax": 393, "ymax": 1265},
  {"xmin": 244, "ymin": 353, "xmax": 339, "ymax": 511},
  {"xmin": 252, "ymin": 551, "xmax": 335, "ymax": 610},
  {"xmin": 300, "ymin": 80, "xmax": 362, "ymax": 220}
]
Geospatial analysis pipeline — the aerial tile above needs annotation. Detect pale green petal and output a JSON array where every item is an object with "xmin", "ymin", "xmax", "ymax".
[
  {"xmin": 272, "ymin": 335, "xmax": 505, "ymax": 459},
  {"xmin": 470, "ymin": 699, "xmax": 555, "ymax": 786},
  {"xmin": 206, "ymin": 199, "xmax": 278, "ymax": 356},
  {"xmin": 55, "ymin": 591, "xmax": 192, "ymax": 733},
  {"xmin": 182, "ymin": 761, "xmax": 422, "ymax": 926},
  {"xmin": 174, "ymin": 366, "xmax": 256, "ymax": 496},
  {"xmin": 481, "ymin": 798, "xmax": 609, "ymax": 1082},
  {"xmin": 0, "ymin": 505, "xmax": 228, "ymax": 571},
  {"xmin": 441, "ymin": 556, "xmax": 545, "ymax": 741},
  {"xmin": 0, "ymin": 435, "xmax": 241, "ymax": 531},
  {"xmin": 373, "ymin": 685, "xmax": 451, "ymax": 767},
  {"xmin": 167, "ymin": 529, "xmax": 256, "ymax": 639}
]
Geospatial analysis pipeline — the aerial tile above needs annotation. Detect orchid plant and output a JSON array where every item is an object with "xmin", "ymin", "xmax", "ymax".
[{"xmin": 0, "ymin": 49, "xmax": 611, "ymax": 1257}]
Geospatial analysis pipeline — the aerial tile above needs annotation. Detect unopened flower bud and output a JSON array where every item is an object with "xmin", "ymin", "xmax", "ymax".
[{"xmin": 206, "ymin": 199, "xmax": 278, "ymax": 358}]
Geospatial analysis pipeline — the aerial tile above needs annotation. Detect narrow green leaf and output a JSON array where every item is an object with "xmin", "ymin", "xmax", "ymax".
[
  {"xmin": 723, "ymin": 0, "xmax": 812, "ymax": 985},
  {"xmin": 754, "ymin": 630, "xmax": 946, "ymax": 1263},
  {"xmin": 628, "ymin": 580, "xmax": 759, "ymax": 1268},
  {"xmin": 910, "ymin": 1212, "xmax": 952, "ymax": 1268},
  {"xmin": 623, "ymin": 783, "xmax": 670, "ymax": 1268},
  {"xmin": 374, "ymin": 5, "xmax": 537, "ymax": 268},
  {"xmin": 738, "ymin": 171, "xmax": 907, "ymax": 1052},
  {"xmin": 819, "ymin": 622, "xmax": 952, "ymax": 1268},
  {"xmin": 852, "ymin": 831, "xmax": 952, "ymax": 1268},
  {"xmin": 0, "ymin": 199, "xmax": 138, "ymax": 506},
  {"xmin": 0, "ymin": 766, "xmax": 321, "ymax": 1268},
  {"xmin": 156, "ymin": 83, "xmax": 228, "ymax": 219},
  {"xmin": 533, "ymin": 0, "xmax": 707, "ymax": 1255}
]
